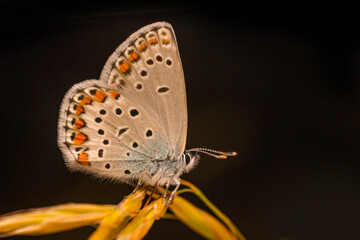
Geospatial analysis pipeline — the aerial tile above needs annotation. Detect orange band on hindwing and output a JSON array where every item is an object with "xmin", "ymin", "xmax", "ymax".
[
  {"xmin": 94, "ymin": 90, "xmax": 107, "ymax": 103},
  {"xmin": 74, "ymin": 119, "xmax": 85, "ymax": 129},
  {"xmin": 161, "ymin": 39, "xmax": 170, "ymax": 45},
  {"xmin": 138, "ymin": 43, "xmax": 147, "ymax": 52},
  {"xmin": 75, "ymin": 105, "xmax": 84, "ymax": 115},
  {"xmin": 108, "ymin": 90, "xmax": 120, "ymax": 100},
  {"xmin": 119, "ymin": 61, "xmax": 130, "ymax": 73},
  {"xmin": 79, "ymin": 96, "xmax": 92, "ymax": 105},
  {"xmin": 73, "ymin": 132, "xmax": 87, "ymax": 145},
  {"xmin": 77, "ymin": 153, "xmax": 90, "ymax": 166},
  {"xmin": 128, "ymin": 52, "xmax": 139, "ymax": 62},
  {"xmin": 148, "ymin": 38, "xmax": 158, "ymax": 45}
]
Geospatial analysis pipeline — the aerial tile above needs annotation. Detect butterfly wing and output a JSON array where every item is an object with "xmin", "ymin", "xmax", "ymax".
[
  {"xmin": 57, "ymin": 22, "xmax": 188, "ymax": 182},
  {"xmin": 58, "ymin": 80, "xmax": 173, "ymax": 181},
  {"xmin": 100, "ymin": 22, "xmax": 187, "ymax": 160}
]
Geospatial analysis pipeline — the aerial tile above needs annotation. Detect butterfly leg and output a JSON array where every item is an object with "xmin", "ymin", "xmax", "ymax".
[
  {"xmin": 132, "ymin": 180, "xmax": 144, "ymax": 194},
  {"xmin": 168, "ymin": 178, "xmax": 180, "ymax": 205},
  {"xmin": 163, "ymin": 180, "xmax": 171, "ymax": 204},
  {"xmin": 163, "ymin": 177, "xmax": 180, "ymax": 205}
]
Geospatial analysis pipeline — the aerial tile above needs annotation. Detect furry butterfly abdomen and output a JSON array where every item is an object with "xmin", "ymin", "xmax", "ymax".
[{"xmin": 57, "ymin": 22, "xmax": 195, "ymax": 187}]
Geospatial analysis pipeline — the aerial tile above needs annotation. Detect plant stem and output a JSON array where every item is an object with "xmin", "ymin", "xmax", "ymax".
[{"xmin": 180, "ymin": 180, "xmax": 246, "ymax": 240}]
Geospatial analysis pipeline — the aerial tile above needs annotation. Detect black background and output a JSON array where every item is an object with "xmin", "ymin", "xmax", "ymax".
[{"xmin": 1, "ymin": 3, "xmax": 359, "ymax": 240}]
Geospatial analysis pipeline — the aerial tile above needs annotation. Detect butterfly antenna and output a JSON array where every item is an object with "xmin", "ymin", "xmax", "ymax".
[{"xmin": 187, "ymin": 148, "xmax": 237, "ymax": 159}]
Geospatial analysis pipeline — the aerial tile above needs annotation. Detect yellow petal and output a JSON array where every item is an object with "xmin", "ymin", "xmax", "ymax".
[
  {"xmin": 0, "ymin": 203, "xmax": 114, "ymax": 237},
  {"xmin": 116, "ymin": 197, "xmax": 168, "ymax": 240},
  {"xmin": 170, "ymin": 196, "xmax": 237, "ymax": 240}
]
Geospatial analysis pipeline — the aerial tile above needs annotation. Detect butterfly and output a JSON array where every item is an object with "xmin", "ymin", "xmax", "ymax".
[{"xmin": 57, "ymin": 22, "xmax": 236, "ymax": 204}]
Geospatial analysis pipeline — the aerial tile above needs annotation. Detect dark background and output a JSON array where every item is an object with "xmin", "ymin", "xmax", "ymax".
[{"xmin": 1, "ymin": 3, "xmax": 359, "ymax": 240}]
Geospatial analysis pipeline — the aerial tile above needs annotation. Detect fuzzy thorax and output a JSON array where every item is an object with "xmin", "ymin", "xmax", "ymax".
[{"xmin": 139, "ymin": 152, "xmax": 200, "ymax": 186}]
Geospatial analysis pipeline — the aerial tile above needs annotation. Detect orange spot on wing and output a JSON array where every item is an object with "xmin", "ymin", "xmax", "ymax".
[
  {"xmin": 94, "ymin": 90, "xmax": 106, "ymax": 102},
  {"xmin": 79, "ymin": 96, "xmax": 92, "ymax": 105},
  {"xmin": 119, "ymin": 61, "xmax": 130, "ymax": 73},
  {"xmin": 109, "ymin": 90, "xmax": 120, "ymax": 100},
  {"xmin": 73, "ymin": 132, "xmax": 87, "ymax": 145},
  {"xmin": 77, "ymin": 153, "xmax": 90, "ymax": 166},
  {"xmin": 149, "ymin": 38, "xmax": 158, "ymax": 45},
  {"xmin": 138, "ymin": 43, "xmax": 147, "ymax": 52},
  {"xmin": 75, "ymin": 106, "xmax": 84, "ymax": 115},
  {"xmin": 161, "ymin": 39, "xmax": 170, "ymax": 45},
  {"xmin": 128, "ymin": 52, "xmax": 139, "ymax": 62},
  {"xmin": 74, "ymin": 119, "xmax": 85, "ymax": 129}
]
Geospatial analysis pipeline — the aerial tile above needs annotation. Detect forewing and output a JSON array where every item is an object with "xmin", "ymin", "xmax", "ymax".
[{"xmin": 100, "ymin": 22, "xmax": 187, "ymax": 160}]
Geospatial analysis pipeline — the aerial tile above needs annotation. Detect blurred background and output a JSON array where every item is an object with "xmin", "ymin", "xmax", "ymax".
[{"xmin": 0, "ymin": 3, "xmax": 359, "ymax": 240}]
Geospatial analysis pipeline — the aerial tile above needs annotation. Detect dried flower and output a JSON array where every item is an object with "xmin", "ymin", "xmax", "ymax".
[{"xmin": 0, "ymin": 181, "xmax": 245, "ymax": 240}]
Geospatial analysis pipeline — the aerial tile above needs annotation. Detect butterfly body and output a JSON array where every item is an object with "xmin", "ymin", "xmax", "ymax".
[{"xmin": 58, "ymin": 22, "xmax": 198, "ymax": 191}]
